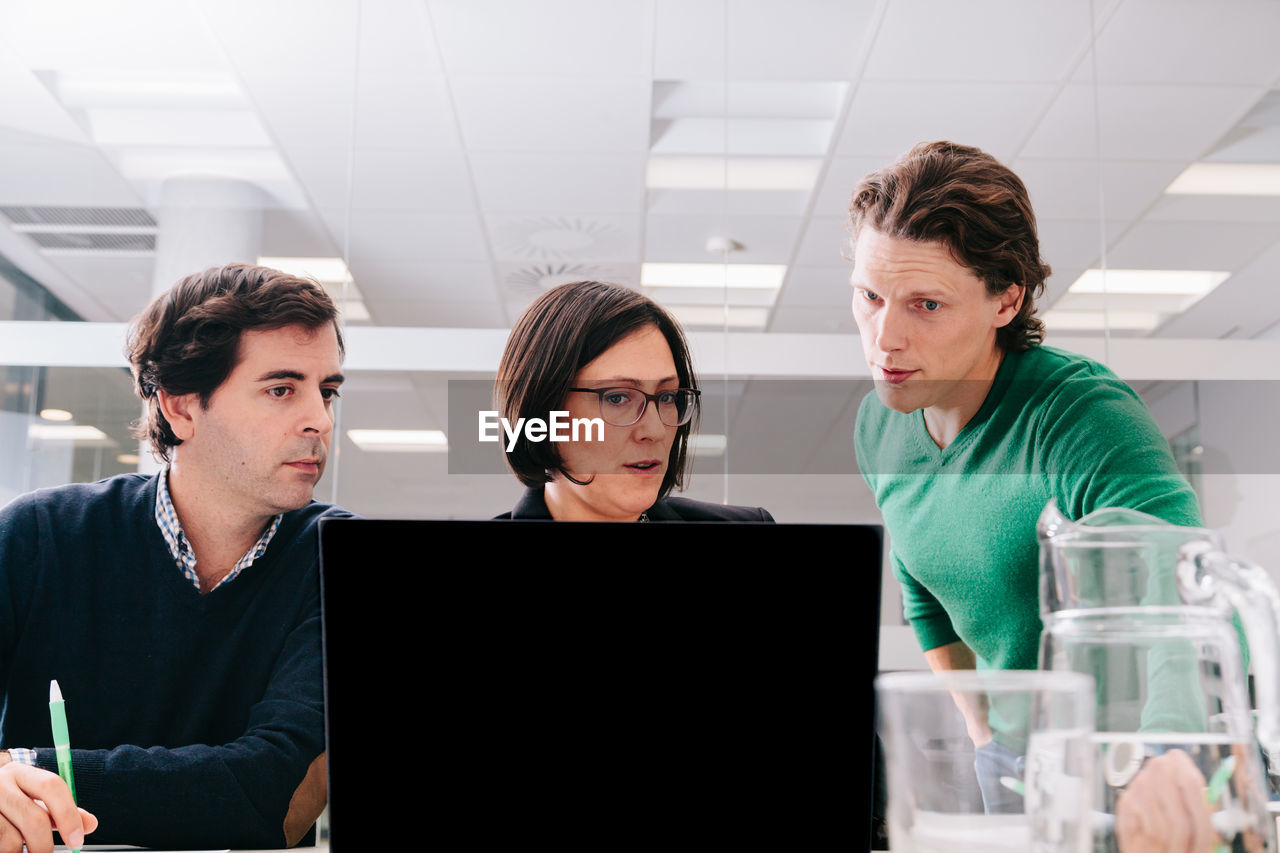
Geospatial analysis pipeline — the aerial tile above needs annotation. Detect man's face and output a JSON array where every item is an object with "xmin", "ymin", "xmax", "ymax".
[
  {"xmin": 850, "ymin": 226, "xmax": 1021, "ymax": 414},
  {"xmin": 180, "ymin": 324, "xmax": 343, "ymax": 518}
]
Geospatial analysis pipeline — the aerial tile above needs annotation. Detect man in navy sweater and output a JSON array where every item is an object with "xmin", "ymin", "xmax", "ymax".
[{"xmin": 0, "ymin": 264, "xmax": 349, "ymax": 849}]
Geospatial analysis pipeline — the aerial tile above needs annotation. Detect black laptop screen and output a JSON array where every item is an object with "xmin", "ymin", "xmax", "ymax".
[{"xmin": 319, "ymin": 519, "xmax": 882, "ymax": 848}]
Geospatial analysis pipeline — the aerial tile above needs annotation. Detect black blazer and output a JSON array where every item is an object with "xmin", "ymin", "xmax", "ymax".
[{"xmin": 496, "ymin": 487, "xmax": 775, "ymax": 522}]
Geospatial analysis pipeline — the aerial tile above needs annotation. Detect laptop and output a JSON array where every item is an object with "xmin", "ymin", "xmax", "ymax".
[{"xmin": 318, "ymin": 518, "xmax": 882, "ymax": 849}]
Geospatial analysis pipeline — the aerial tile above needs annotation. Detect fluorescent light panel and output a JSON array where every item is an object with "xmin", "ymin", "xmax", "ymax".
[
  {"xmin": 258, "ymin": 257, "xmax": 352, "ymax": 284},
  {"xmin": 1067, "ymin": 269, "xmax": 1229, "ymax": 296},
  {"xmin": 348, "ymin": 429, "xmax": 448, "ymax": 453},
  {"xmin": 688, "ymin": 434, "xmax": 727, "ymax": 455},
  {"xmin": 646, "ymin": 157, "xmax": 821, "ymax": 190},
  {"xmin": 641, "ymin": 263, "xmax": 786, "ymax": 290},
  {"xmin": 1165, "ymin": 163, "xmax": 1280, "ymax": 196},
  {"xmin": 1043, "ymin": 310, "xmax": 1164, "ymax": 332},
  {"xmin": 667, "ymin": 305, "xmax": 770, "ymax": 329},
  {"xmin": 28, "ymin": 424, "xmax": 112, "ymax": 444}
]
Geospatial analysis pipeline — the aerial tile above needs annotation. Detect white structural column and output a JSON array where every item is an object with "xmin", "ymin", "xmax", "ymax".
[
  {"xmin": 139, "ymin": 177, "xmax": 266, "ymax": 472},
  {"xmin": 150, "ymin": 177, "xmax": 266, "ymax": 297}
]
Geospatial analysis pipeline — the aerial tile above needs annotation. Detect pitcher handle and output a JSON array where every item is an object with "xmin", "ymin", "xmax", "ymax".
[{"xmin": 1179, "ymin": 543, "xmax": 1280, "ymax": 782}]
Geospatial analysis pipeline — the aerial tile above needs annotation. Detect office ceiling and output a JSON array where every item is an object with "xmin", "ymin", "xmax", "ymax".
[
  {"xmin": 2, "ymin": 0, "xmax": 1278, "ymax": 519},
  {"xmin": 1, "ymin": 0, "xmax": 1278, "ymax": 339}
]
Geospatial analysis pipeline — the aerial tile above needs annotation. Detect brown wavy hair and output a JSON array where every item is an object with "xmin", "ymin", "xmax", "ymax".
[
  {"xmin": 848, "ymin": 140, "xmax": 1051, "ymax": 351},
  {"xmin": 496, "ymin": 280, "xmax": 698, "ymax": 498},
  {"xmin": 128, "ymin": 263, "xmax": 343, "ymax": 462}
]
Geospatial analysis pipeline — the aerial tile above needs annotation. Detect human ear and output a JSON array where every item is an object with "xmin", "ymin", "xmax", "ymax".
[
  {"xmin": 993, "ymin": 283, "xmax": 1025, "ymax": 328},
  {"xmin": 157, "ymin": 390, "xmax": 199, "ymax": 442}
]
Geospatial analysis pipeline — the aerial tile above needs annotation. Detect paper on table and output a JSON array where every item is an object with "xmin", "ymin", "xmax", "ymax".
[{"xmin": 56, "ymin": 847, "xmax": 231, "ymax": 853}]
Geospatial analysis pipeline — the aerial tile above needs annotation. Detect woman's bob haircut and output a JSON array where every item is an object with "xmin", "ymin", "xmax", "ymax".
[{"xmin": 496, "ymin": 280, "xmax": 699, "ymax": 499}]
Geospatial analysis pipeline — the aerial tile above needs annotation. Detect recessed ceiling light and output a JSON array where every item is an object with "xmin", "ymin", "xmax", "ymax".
[
  {"xmin": 28, "ymin": 424, "xmax": 113, "ymax": 445},
  {"xmin": 1165, "ymin": 163, "xmax": 1280, "ymax": 196},
  {"xmin": 348, "ymin": 429, "xmax": 448, "ymax": 453},
  {"xmin": 1067, "ymin": 269, "xmax": 1230, "ymax": 296},
  {"xmin": 1043, "ymin": 310, "xmax": 1164, "ymax": 332},
  {"xmin": 688, "ymin": 434, "xmax": 727, "ymax": 455},
  {"xmin": 116, "ymin": 453, "xmax": 140, "ymax": 465},
  {"xmin": 258, "ymin": 257, "xmax": 353, "ymax": 284},
  {"xmin": 646, "ymin": 157, "xmax": 822, "ymax": 190},
  {"xmin": 39, "ymin": 408, "xmax": 73, "ymax": 421},
  {"xmin": 666, "ymin": 305, "xmax": 770, "ymax": 329},
  {"xmin": 641, "ymin": 263, "xmax": 786, "ymax": 289}
]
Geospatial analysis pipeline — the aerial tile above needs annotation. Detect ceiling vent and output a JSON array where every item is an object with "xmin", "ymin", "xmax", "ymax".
[
  {"xmin": 504, "ymin": 262, "xmax": 637, "ymax": 296},
  {"xmin": 489, "ymin": 215, "xmax": 632, "ymax": 263},
  {"xmin": 27, "ymin": 232, "xmax": 156, "ymax": 252},
  {"xmin": 0, "ymin": 206, "xmax": 156, "ymax": 228},
  {"xmin": 1, "ymin": 206, "xmax": 157, "ymax": 256}
]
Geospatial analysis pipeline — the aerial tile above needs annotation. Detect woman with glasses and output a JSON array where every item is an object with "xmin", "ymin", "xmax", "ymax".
[{"xmin": 494, "ymin": 280, "xmax": 773, "ymax": 522}]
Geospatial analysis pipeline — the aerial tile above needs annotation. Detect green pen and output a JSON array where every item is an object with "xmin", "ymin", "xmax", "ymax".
[{"xmin": 49, "ymin": 679, "xmax": 80, "ymax": 853}]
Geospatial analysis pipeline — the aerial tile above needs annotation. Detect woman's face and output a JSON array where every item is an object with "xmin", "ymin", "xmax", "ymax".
[{"xmin": 543, "ymin": 324, "xmax": 680, "ymax": 522}]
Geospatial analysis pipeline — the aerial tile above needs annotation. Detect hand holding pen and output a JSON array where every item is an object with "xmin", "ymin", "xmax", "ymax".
[{"xmin": 0, "ymin": 680, "xmax": 97, "ymax": 853}]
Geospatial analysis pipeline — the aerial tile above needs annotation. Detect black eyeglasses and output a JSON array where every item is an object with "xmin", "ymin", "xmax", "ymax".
[{"xmin": 567, "ymin": 387, "xmax": 700, "ymax": 427}]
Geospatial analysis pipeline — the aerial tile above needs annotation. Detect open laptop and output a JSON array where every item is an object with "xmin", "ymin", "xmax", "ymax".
[{"xmin": 318, "ymin": 518, "xmax": 882, "ymax": 849}]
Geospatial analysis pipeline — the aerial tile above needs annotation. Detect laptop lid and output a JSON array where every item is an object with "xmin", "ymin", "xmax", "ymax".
[{"xmin": 319, "ymin": 518, "xmax": 882, "ymax": 849}]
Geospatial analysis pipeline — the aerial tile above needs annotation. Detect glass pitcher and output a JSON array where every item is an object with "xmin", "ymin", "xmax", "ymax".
[{"xmin": 1037, "ymin": 500, "xmax": 1280, "ymax": 851}]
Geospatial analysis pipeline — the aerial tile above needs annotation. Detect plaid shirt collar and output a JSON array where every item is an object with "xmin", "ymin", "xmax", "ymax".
[{"xmin": 154, "ymin": 468, "xmax": 282, "ymax": 593}]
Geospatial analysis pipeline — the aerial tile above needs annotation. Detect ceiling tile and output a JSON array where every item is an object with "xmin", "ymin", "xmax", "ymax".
[
  {"xmin": 363, "ymin": 297, "xmax": 506, "ymax": 329},
  {"xmin": 200, "ymin": 0, "xmax": 359, "ymax": 78},
  {"xmin": 356, "ymin": 0, "xmax": 444, "ymax": 78},
  {"xmin": 348, "ymin": 259, "xmax": 499, "ymax": 303},
  {"xmin": 1106, "ymin": 221, "xmax": 1280, "ymax": 272},
  {"xmin": 290, "ymin": 148, "xmax": 476, "ymax": 212},
  {"xmin": 1013, "ymin": 158, "xmax": 1185, "ymax": 221},
  {"xmin": 248, "ymin": 74, "xmax": 356, "ymax": 152},
  {"xmin": 355, "ymin": 75, "xmax": 460, "ymax": 150},
  {"xmin": 838, "ymin": 82, "xmax": 1055, "ymax": 159},
  {"xmin": 1144, "ymin": 194, "xmax": 1280, "ymax": 224},
  {"xmin": 485, "ymin": 213, "xmax": 641, "ymax": 263},
  {"xmin": 12, "ymin": 0, "xmax": 226, "ymax": 71},
  {"xmin": 0, "ymin": 137, "xmax": 141, "ymax": 206},
  {"xmin": 644, "ymin": 213, "xmax": 801, "ymax": 263},
  {"xmin": 776, "ymin": 265, "xmax": 853, "ymax": 309},
  {"xmin": 812, "ymin": 156, "xmax": 891, "ymax": 219},
  {"xmin": 652, "ymin": 0, "xmax": 724, "ymax": 80},
  {"xmin": 1155, "ymin": 241, "xmax": 1280, "ymax": 339},
  {"xmin": 0, "ymin": 54, "xmax": 90, "ymax": 144},
  {"xmin": 261, "ymin": 209, "xmax": 342, "ymax": 258},
  {"xmin": 865, "ymin": 0, "xmax": 1090, "ymax": 82},
  {"xmin": 1019, "ymin": 83, "xmax": 1265, "ymax": 161},
  {"xmin": 451, "ymin": 75, "xmax": 650, "ymax": 152},
  {"xmin": 469, "ymin": 153, "xmax": 645, "ymax": 213},
  {"xmin": 1086, "ymin": 0, "xmax": 1280, "ymax": 86},
  {"xmin": 429, "ymin": 0, "xmax": 650, "ymax": 75},
  {"xmin": 723, "ymin": 0, "xmax": 879, "ymax": 81},
  {"xmin": 792, "ymin": 217, "xmax": 850, "ymax": 267},
  {"xmin": 43, "ymin": 254, "xmax": 154, "ymax": 320},
  {"xmin": 324, "ymin": 209, "xmax": 489, "ymax": 263},
  {"xmin": 770, "ymin": 304, "xmax": 857, "ymax": 334}
]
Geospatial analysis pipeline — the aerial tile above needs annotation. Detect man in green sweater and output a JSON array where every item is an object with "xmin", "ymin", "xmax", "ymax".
[{"xmin": 850, "ymin": 142, "xmax": 1208, "ymax": 841}]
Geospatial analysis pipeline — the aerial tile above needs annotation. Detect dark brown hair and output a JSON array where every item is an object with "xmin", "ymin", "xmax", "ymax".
[
  {"xmin": 496, "ymin": 280, "xmax": 698, "ymax": 498},
  {"xmin": 128, "ymin": 263, "xmax": 343, "ymax": 462},
  {"xmin": 848, "ymin": 140, "xmax": 1052, "ymax": 351}
]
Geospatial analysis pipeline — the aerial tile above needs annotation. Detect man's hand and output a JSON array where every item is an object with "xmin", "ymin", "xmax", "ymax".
[
  {"xmin": 1115, "ymin": 750, "xmax": 1216, "ymax": 853},
  {"xmin": 0, "ymin": 763, "xmax": 97, "ymax": 853}
]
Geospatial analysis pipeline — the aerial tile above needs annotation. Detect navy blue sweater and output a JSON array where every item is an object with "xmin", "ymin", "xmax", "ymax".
[{"xmin": 0, "ymin": 474, "xmax": 349, "ymax": 848}]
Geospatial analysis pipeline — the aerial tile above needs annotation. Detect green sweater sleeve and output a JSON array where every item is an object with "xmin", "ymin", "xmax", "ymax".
[{"xmin": 891, "ymin": 550, "xmax": 961, "ymax": 652}]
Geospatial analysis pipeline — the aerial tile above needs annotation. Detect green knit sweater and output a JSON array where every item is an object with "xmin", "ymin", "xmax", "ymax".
[{"xmin": 856, "ymin": 345, "xmax": 1202, "ymax": 673}]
